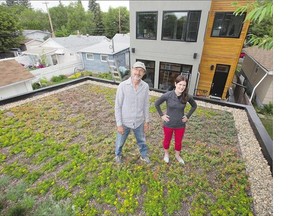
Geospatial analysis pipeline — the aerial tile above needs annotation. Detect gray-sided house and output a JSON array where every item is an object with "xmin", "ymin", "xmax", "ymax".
[
  {"xmin": 240, "ymin": 46, "xmax": 273, "ymax": 107},
  {"xmin": 22, "ymin": 30, "xmax": 52, "ymax": 42},
  {"xmin": 78, "ymin": 34, "xmax": 130, "ymax": 73},
  {"xmin": 23, "ymin": 35, "xmax": 107, "ymax": 68},
  {"xmin": 0, "ymin": 59, "xmax": 34, "ymax": 100}
]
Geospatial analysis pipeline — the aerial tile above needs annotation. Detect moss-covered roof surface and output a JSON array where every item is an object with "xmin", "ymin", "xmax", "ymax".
[{"xmin": 0, "ymin": 81, "xmax": 272, "ymax": 215}]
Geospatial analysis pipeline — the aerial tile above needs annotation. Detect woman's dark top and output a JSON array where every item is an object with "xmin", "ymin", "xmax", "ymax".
[{"xmin": 154, "ymin": 90, "xmax": 197, "ymax": 128}]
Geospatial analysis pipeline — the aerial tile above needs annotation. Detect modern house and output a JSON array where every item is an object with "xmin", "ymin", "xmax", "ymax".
[
  {"xmin": 79, "ymin": 33, "xmax": 130, "ymax": 73},
  {"xmin": 240, "ymin": 46, "xmax": 273, "ymax": 107},
  {"xmin": 0, "ymin": 59, "xmax": 34, "ymax": 100},
  {"xmin": 129, "ymin": 0, "xmax": 250, "ymax": 98}
]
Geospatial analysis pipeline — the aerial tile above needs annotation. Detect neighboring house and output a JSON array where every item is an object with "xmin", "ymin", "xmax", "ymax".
[
  {"xmin": 24, "ymin": 39, "xmax": 44, "ymax": 50},
  {"xmin": 129, "ymin": 0, "xmax": 250, "ymax": 98},
  {"xmin": 22, "ymin": 30, "xmax": 52, "ymax": 42},
  {"xmin": 240, "ymin": 46, "xmax": 273, "ymax": 107},
  {"xmin": 23, "ymin": 35, "xmax": 108, "ymax": 68},
  {"xmin": 79, "ymin": 33, "xmax": 130, "ymax": 73},
  {"xmin": 0, "ymin": 59, "xmax": 34, "ymax": 100}
]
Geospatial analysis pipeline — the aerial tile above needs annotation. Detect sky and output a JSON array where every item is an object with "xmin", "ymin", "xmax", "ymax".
[{"xmin": 0, "ymin": 0, "xmax": 129, "ymax": 12}]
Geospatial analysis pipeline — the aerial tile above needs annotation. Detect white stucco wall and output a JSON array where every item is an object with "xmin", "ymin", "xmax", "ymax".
[
  {"xmin": 130, "ymin": 0, "xmax": 211, "ymax": 94},
  {"xmin": 0, "ymin": 81, "xmax": 33, "ymax": 100},
  {"xmin": 30, "ymin": 59, "xmax": 83, "ymax": 83}
]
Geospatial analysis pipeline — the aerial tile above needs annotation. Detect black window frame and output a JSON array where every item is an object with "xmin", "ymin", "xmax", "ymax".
[
  {"xmin": 136, "ymin": 59, "xmax": 156, "ymax": 88},
  {"xmin": 158, "ymin": 62, "xmax": 192, "ymax": 90},
  {"xmin": 161, "ymin": 10, "xmax": 201, "ymax": 42},
  {"xmin": 136, "ymin": 11, "xmax": 158, "ymax": 40},
  {"xmin": 211, "ymin": 12, "xmax": 246, "ymax": 38}
]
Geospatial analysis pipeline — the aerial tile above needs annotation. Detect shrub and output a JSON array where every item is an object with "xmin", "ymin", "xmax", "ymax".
[
  {"xmin": 68, "ymin": 72, "xmax": 82, "ymax": 79},
  {"xmin": 256, "ymin": 102, "xmax": 273, "ymax": 115},
  {"xmin": 39, "ymin": 78, "xmax": 49, "ymax": 87},
  {"xmin": 32, "ymin": 82, "xmax": 41, "ymax": 90},
  {"xmin": 95, "ymin": 72, "xmax": 113, "ymax": 80},
  {"xmin": 51, "ymin": 75, "xmax": 67, "ymax": 83}
]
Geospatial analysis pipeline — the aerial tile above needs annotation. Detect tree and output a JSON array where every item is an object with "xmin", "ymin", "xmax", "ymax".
[
  {"xmin": 50, "ymin": 4, "xmax": 68, "ymax": 34},
  {"xmin": 66, "ymin": 1, "xmax": 93, "ymax": 35},
  {"xmin": 88, "ymin": 0, "xmax": 105, "ymax": 35},
  {"xmin": 6, "ymin": 0, "xmax": 31, "ymax": 8},
  {"xmin": 103, "ymin": 7, "xmax": 129, "ymax": 38},
  {"xmin": 18, "ymin": 8, "xmax": 50, "ymax": 31},
  {"xmin": 0, "ymin": 5, "xmax": 24, "ymax": 52},
  {"xmin": 233, "ymin": 0, "xmax": 273, "ymax": 50}
]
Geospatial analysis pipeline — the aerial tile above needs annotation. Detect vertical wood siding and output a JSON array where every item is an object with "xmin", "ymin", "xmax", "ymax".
[{"xmin": 197, "ymin": 0, "xmax": 252, "ymax": 98}]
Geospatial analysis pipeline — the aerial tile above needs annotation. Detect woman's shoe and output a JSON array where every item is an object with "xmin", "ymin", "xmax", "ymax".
[
  {"xmin": 176, "ymin": 156, "xmax": 185, "ymax": 164},
  {"xmin": 164, "ymin": 155, "xmax": 169, "ymax": 163}
]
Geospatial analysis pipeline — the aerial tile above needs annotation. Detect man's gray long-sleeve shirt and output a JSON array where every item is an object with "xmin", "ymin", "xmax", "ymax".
[
  {"xmin": 115, "ymin": 78, "xmax": 150, "ymax": 129},
  {"xmin": 155, "ymin": 90, "xmax": 197, "ymax": 128}
]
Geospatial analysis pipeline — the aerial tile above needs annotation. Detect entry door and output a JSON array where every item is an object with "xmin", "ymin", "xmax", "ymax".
[{"xmin": 210, "ymin": 64, "xmax": 230, "ymax": 97}]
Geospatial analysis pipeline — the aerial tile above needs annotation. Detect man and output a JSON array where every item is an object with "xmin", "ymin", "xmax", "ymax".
[{"xmin": 114, "ymin": 61, "xmax": 150, "ymax": 164}]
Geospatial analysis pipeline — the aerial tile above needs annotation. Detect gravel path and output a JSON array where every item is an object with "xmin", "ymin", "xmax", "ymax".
[{"xmin": 0, "ymin": 80, "xmax": 273, "ymax": 215}]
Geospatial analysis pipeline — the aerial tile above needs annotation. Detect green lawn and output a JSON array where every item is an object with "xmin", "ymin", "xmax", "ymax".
[
  {"xmin": 0, "ymin": 83, "xmax": 253, "ymax": 215},
  {"xmin": 259, "ymin": 116, "xmax": 273, "ymax": 139}
]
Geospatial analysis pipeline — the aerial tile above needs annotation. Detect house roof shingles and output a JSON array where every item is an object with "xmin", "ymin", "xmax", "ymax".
[
  {"xmin": 79, "ymin": 33, "xmax": 130, "ymax": 54},
  {"xmin": 49, "ymin": 35, "xmax": 108, "ymax": 52},
  {"xmin": 243, "ymin": 46, "xmax": 273, "ymax": 72},
  {"xmin": 0, "ymin": 59, "xmax": 34, "ymax": 87}
]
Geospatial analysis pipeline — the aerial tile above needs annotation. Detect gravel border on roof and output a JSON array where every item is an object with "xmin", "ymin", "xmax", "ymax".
[{"xmin": 0, "ymin": 80, "xmax": 273, "ymax": 215}]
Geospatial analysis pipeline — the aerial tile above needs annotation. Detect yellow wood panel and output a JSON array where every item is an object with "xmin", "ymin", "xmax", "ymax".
[{"xmin": 198, "ymin": 0, "xmax": 252, "ymax": 99}]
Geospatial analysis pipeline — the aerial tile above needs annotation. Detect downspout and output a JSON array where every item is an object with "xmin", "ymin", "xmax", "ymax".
[
  {"xmin": 249, "ymin": 69, "xmax": 272, "ymax": 102},
  {"xmin": 194, "ymin": 71, "xmax": 200, "ymax": 95}
]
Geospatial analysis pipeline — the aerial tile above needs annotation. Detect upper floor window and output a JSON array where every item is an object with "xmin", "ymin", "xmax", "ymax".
[
  {"xmin": 162, "ymin": 11, "xmax": 201, "ymax": 42},
  {"xmin": 136, "ymin": 12, "xmax": 157, "ymax": 40},
  {"xmin": 211, "ymin": 12, "xmax": 246, "ymax": 38}
]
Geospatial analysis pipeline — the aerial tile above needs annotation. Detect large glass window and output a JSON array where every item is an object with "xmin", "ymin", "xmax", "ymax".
[
  {"xmin": 211, "ymin": 12, "xmax": 246, "ymax": 38},
  {"xmin": 162, "ymin": 11, "xmax": 201, "ymax": 42},
  {"xmin": 136, "ymin": 59, "xmax": 155, "ymax": 88},
  {"xmin": 159, "ymin": 62, "xmax": 192, "ymax": 90},
  {"xmin": 136, "ymin": 12, "xmax": 157, "ymax": 40}
]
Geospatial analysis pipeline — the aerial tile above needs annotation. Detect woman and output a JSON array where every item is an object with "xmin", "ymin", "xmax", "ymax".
[{"xmin": 155, "ymin": 75, "xmax": 197, "ymax": 164}]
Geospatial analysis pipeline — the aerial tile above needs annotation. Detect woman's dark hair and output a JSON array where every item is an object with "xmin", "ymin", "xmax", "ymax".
[{"xmin": 175, "ymin": 75, "xmax": 189, "ymax": 104}]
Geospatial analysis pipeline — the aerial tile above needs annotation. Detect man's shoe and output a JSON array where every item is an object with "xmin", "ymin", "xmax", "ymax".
[
  {"xmin": 115, "ymin": 155, "xmax": 122, "ymax": 164},
  {"xmin": 140, "ymin": 156, "xmax": 150, "ymax": 164}
]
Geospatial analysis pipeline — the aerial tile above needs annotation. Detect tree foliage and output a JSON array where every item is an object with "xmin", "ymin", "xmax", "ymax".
[
  {"xmin": 49, "ymin": 5, "xmax": 69, "ymax": 36},
  {"xmin": 5, "ymin": 0, "xmax": 30, "ymax": 8},
  {"xmin": 18, "ymin": 8, "xmax": 50, "ymax": 30},
  {"xmin": 66, "ymin": 2, "xmax": 94, "ymax": 35},
  {"xmin": 233, "ymin": 0, "xmax": 273, "ymax": 50},
  {"xmin": 0, "ymin": 5, "xmax": 24, "ymax": 52},
  {"xmin": 103, "ymin": 7, "xmax": 129, "ymax": 39},
  {"xmin": 0, "ymin": 1, "xmax": 130, "ymax": 50},
  {"xmin": 88, "ymin": 0, "xmax": 105, "ymax": 35}
]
